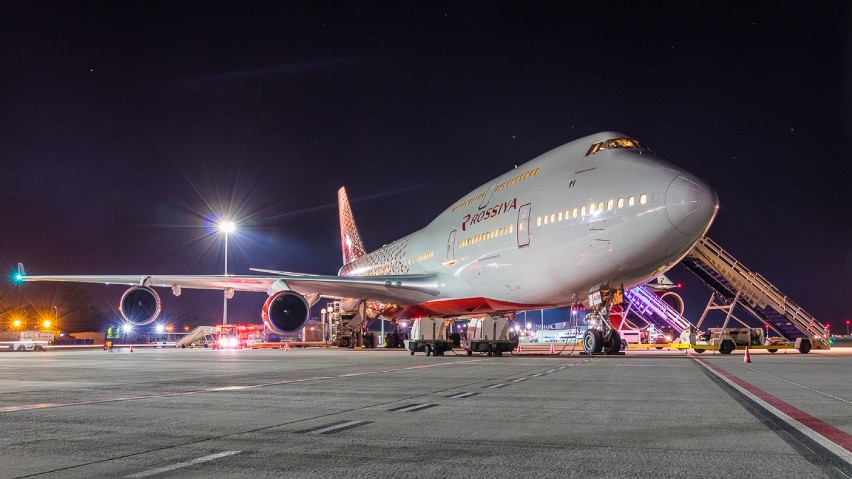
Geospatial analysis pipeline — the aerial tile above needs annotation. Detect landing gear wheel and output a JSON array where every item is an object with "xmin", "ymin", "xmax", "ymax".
[
  {"xmin": 582, "ymin": 329, "xmax": 603, "ymax": 355},
  {"xmin": 603, "ymin": 330, "xmax": 621, "ymax": 355},
  {"xmin": 620, "ymin": 339, "xmax": 628, "ymax": 351}
]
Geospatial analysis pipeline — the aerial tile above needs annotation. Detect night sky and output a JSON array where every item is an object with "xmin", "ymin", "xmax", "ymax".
[{"xmin": 1, "ymin": 2, "xmax": 850, "ymax": 331}]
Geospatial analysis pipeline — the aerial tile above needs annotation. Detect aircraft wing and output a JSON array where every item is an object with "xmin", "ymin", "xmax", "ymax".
[{"xmin": 18, "ymin": 266, "xmax": 441, "ymax": 305}]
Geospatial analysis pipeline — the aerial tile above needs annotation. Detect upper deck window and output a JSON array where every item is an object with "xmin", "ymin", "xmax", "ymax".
[{"xmin": 585, "ymin": 137, "xmax": 646, "ymax": 156}]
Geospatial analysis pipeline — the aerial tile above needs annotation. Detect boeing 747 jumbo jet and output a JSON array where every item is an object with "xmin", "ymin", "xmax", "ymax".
[{"xmin": 19, "ymin": 132, "xmax": 718, "ymax": 355}]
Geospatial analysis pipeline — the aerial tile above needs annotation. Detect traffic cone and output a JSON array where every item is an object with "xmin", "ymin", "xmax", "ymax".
[
  {"xmin": 129, "ymin": 345, "xmax": 133, "ymax": 353},
  {"xmin": 743, "ymin": 347, "xmax": 751, "ymax": 363},
  {"xmin": 516, "ymin": 342, "xmax": 522, "ymax": 353},
  {"xmin": 549, "ymin": 344, "xmax": 556, "ymax": 354}
]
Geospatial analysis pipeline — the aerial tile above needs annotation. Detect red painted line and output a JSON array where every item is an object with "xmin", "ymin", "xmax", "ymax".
[
  {"xmin": 694, "ymin": 356, "xmax": 852, "ymax": 453},
  {"xmin": 0, "ymin": 360, "xmax": 477, "ymax": 413}
]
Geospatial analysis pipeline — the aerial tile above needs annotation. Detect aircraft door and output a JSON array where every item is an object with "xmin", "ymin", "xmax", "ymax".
[
  {"xmin": 517, "ymin": 203, "xmax": 531, "ymax": 247},
  {"xmin": 478, "ymin": 181, "xmax": 498, "ymax": 210},
  {"xmin": 446, "ymin": 230, "xmax": 457, "ymax": 262}
]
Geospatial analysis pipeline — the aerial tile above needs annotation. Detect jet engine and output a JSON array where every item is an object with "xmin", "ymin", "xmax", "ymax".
[
  {"xmin": 656, "ymin": 291, "xmax": 685, "ymax": 315},
  {"xmin": 119, "ymin": 286, "xmax": 162, "ymax": 325},
  {"xmin": 262, "ymin": 291, "xmax": 310, "ymax": 334}
]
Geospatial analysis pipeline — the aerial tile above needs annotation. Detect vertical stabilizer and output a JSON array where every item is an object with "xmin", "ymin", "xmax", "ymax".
[{"xmin": 338, "ymin": 187, "xmax": 367, "ymax": 265}]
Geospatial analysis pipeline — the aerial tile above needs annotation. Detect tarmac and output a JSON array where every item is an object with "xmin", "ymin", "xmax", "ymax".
[{"xmin": 0, "ymin": 346, "xmax": 850, "ymax": 478}]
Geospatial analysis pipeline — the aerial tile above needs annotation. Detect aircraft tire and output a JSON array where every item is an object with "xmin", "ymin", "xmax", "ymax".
[
  {"xmin": 603, "ymin": 330, "xmax": 621, "ymax": 354},
  {"xmin": 582, "ymin": 329, "xmax": 603, "ymax": 355}
]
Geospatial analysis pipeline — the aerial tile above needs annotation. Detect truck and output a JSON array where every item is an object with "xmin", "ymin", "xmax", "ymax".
[{"xmin": 675, "ymin": 327, "xmax": 798, "ymax": 354}]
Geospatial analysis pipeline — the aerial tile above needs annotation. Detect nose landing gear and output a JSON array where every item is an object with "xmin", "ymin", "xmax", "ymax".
[{"xmin": 582, "ymin": 286, "xmax": 625, "ymax": 356}]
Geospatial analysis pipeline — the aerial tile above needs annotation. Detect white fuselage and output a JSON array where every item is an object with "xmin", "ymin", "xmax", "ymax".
[{"xmin": 339, "ymin": 132, "xmax": 718, "ymax": 318}]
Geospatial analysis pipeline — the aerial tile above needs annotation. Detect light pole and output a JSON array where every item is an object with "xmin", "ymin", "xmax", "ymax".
[{"xmin": 218, "ymin": 219, "xmax": 236, "ymax": 325}]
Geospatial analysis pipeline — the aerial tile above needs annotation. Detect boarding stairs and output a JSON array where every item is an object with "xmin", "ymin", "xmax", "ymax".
[
  {"xmin": 175, "ymin": 326, "xmax": 217, "ymax": 348},
  {"xmin": 680, "ymin": 236, "xmax": 829, "ymax": 349},
  {"xmin": 623, "ymin": 285, "xmax": 692, "ymax": 333}
]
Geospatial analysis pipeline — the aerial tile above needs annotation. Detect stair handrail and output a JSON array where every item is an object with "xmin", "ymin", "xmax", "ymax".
[{"xmin": 625, "ymin": 285, "xmax": 691, "ymax": 332}]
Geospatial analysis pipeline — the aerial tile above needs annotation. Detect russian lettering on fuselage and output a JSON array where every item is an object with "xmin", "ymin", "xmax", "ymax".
[{"xmin": 461, "ymin": 198, "xmax": 517, "ymax": 231}]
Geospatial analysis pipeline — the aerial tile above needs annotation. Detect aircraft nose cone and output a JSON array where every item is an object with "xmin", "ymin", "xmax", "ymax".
[{"xmin": 664, "ymin": 174, "xmax": 719, "ymax": 235}]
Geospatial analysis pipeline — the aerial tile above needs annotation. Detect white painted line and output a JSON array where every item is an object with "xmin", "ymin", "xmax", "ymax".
[
  {"xmin": 743, "ymin": 366, "xmax": 852, "ymax": 405},
  {"xmin": 485, "ymin": 383, "xmax": 506, "ymax": 389},
  {"xmin": 545, "ymin": 369, "xmax": 557, "ymax": 373},
  {"xmin": 311, "ymin": 420, "xmax": 370, "ymax": 434},
  {"xmin": 450, "ymin": 392, "xmax": 477, "ymax": 399},
  {"xmin": 511, "ymin": 377, "xmax": 527, "ymax": 382},
  {"xmin": 126, "ymin": 451, "xmax": 241, "ymax": 478},
  {"xmin": 530, "ymin": 373, "xmax": 543, "ymax": 377},
  {"xmin": 395, "ymin": 403, "xmax": 437, "ymax": 412}
]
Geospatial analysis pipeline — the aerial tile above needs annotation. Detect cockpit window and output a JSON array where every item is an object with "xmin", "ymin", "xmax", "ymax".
[{"xmin": 585, "ymin": 137, "xmax": 646, "ymax": 156}]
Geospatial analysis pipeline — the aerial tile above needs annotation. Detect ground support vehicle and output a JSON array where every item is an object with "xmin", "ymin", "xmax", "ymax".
[
  {"xmin": 407, "ymin": 318, "xmax": 453, "ymax": 356},
  {"xmin": 1, "ymin": 331, "xmax": 53, "ymax": 351},
  {"xmin": 671, "ymin": 327, "xmax": 807, "ymax": 354},
  {"xmin": 464, "ymin": 317, "xmax": 518, "ymax": 357}
]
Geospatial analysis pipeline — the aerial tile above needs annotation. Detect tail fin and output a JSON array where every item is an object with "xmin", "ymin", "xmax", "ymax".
[{"xmin": 338, "ymin": 187, "xmax": 367, "ymax": 265}]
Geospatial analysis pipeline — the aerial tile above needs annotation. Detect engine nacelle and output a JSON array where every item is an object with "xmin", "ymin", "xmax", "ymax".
[
  {"xmin": 262, "ymin": 291, "xmax": 310, "ymax": 334},
  {"xmin": 119, "ymin": 286, "xmax": 162, "ymax": 325},
  {"xmin": 655, "ymin": 291, "xmax": 685, "ymax": 315}
]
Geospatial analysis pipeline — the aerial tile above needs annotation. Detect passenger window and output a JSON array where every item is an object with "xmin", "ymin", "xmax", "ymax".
[
  {"xmin": 573, "ymin": 208, "xmax": 578, "ymax": 217},
  {"xmin": 558, "ymin": 212, "xmax": 563, "ymax": 221},
  {"xmin": 617, "ymin": 198, "xmax": 624, "ymax": 208},
  {"xmin": 550, "ymin": 213, "xmax": 556, "ymax": 223},
  {"xmin": 544, "ymin": 216, "xmax": 549, "ymax": 225},
  {"xmin": 640, "ymin": 194, "xmax": 647, "ymax": 205},
  {"xmin": 598, "ymin": 202, "xmax": 604, "ymax": 212},
  {"xmin": 581, "ymin": 206, "xmax": 586, "ymax": 216},
  {"xmin": 628, "ymin": 196, "xmax": 635, "ymax": 206}
]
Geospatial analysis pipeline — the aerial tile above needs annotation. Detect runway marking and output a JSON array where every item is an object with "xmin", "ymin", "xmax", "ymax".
[
  {"xmin": 448, "ymin": 392, "xmax": 479, "ymax": 399},
  {"xmin": 0, "ymin": 360, "xmax": 479, "ymax": 413},
  {"xmin": 511, "ymin": 377, "xmax": 527, "ymax": 382},
  {"xmin": 390, "ymin": 403, "xmax": 438, "ymax": 412},
  {"xmin": 529, "ymin": 373, "xmax": 543, "ymax": 377},
  {"xmin": 484, "ymin": 383, "xmax": 507, "ymax": 389},
  {"xmin": 693, "ymin": 356, "xmax": 852, "ymax": 466},
  {"xmin": 545, "ymin": 369, "xmax": 557, "ymax": 373},
  {"xmin": 125, "ymin": 450, "xmax": 241, "ymax": 478},
  {"xmin": 297, "ymin": 420, "xmax": 372, "ymax": 435}
]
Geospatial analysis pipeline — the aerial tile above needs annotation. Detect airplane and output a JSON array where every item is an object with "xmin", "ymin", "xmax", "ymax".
[{"xmin": 18, "ymin": 131, "xmax": 718, "ymax": 355}]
